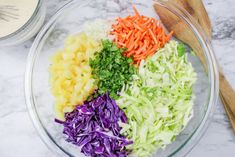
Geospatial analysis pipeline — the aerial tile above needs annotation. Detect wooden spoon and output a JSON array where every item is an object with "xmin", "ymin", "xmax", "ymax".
[
  {"xmin": 170, "ymin": 0, "xmax": 212, "ymax": 41},
  {"xmin": 220, "ymin": 92, "xmax": 235, "ymax": 133},
  {"xmin": 153, "ymin": 0, "xmax": 235, "ymax": 131}
]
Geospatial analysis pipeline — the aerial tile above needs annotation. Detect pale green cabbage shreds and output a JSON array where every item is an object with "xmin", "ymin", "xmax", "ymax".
[{"xmin": 117, "ymin": 41, "xmax": 197, "ymax": 157}]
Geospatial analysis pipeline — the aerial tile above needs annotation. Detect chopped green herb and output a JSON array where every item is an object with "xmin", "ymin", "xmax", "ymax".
[
  {"xmin": 177, "ymin": 43, "xmax": 186, "ymax": 57},
  {"xmin": 90, "ymin": 40, "xmax": 136, "ymax": 99}
]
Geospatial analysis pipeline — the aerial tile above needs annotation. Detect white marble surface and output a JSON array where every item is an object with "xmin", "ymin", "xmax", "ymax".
[{"xmin": 0, "ymin": 0, "xmax": 235, "ymax": 157}]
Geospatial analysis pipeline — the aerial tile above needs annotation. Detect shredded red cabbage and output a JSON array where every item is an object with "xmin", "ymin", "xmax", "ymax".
[{"xmin": 55, "ymin": 94, "xmax": 132, "ymax": 157}]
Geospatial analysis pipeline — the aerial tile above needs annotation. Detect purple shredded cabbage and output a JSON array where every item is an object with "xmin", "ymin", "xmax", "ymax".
[{"xmin": 55, "ymin": 94, "xmax": 132, "ymax": 157}]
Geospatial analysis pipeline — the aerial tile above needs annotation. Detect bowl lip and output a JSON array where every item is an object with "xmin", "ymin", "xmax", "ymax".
[
  {"xmin": 25, "ymin": 0, "xmax": 219, "ymax": 157},
  {"xmin": 0, "ymin": 0, "xmax": 42, "ymax": 40}
]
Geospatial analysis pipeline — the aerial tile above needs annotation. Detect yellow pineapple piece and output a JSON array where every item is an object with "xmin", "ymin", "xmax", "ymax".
[{"xmin": 49, "ymin": 32, "xmax": 101, "ymax": 120}]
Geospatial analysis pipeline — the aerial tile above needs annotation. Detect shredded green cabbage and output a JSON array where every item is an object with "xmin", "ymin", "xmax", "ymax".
[
  {"xmin": 117, "ymin": 41, "xmax": 197, "ymax": 157},
  {"xmin": 83, "ymin": 19, "xmax": 112, "ymax": 41}
]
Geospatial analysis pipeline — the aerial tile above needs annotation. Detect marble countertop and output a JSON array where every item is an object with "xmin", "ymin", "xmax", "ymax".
[{"xmin": 0, "ymin": 0, "xmax": 235, "ymax": 156}]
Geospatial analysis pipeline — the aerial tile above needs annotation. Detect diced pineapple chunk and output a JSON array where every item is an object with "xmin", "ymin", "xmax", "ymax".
[{"xmin": 49, "ymin": 32, "xmax": 100, "ymax": 120}]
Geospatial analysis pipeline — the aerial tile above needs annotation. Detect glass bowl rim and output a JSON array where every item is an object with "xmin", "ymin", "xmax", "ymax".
[{"xmin": 25, "ymin": 0, "xmax": 219, "ymax": 156}]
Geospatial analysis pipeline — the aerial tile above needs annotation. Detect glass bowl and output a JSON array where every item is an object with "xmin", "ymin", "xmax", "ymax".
[
  {"xmin": 0, "ymin": 0, "xmax": 46, "ymax": 46},
  {"xmin": 25, "ymin": 0, "xmax": 219, "ymax": 156}
]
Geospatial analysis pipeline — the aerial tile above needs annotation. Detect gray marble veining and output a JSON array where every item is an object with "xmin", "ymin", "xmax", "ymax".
[{"xmin": 0, "ymin": 0, "xmax": 235, "ymax": 157}]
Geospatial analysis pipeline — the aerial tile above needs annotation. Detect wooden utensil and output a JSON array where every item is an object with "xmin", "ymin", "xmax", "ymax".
[
  {"xmin": 170, "ymin": 0, "xmax": 212, "ymax": 40},
  {"xmin": 220, "ymin": 93, "xmax": 235, "ymax": 133},
  {"xmin": 153, "ymin": 0, "xmax": 235, "ymax": 131}
]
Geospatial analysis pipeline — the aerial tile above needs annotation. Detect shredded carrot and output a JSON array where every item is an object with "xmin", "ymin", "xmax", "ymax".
[{"xmin": 111, "ymin": 6, "xmax": 173, "ymax": 65}]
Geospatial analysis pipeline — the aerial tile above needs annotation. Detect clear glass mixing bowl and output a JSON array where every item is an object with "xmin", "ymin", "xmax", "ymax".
[{"xmin": 25, "ymin": 0, "xmax": 219, "ymax": 156}]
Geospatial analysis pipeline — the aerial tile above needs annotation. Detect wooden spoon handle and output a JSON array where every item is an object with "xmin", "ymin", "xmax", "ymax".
[
  {"xmin": 220, "ymin": 92, "xmax": 235, "ymax": 132},
  {"xmin": 219, "ymin": 70, "xmax": 235, "ymax": 116}
]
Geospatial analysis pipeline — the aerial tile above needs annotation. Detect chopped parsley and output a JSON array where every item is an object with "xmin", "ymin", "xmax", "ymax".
[{"xmin": 90, "ymin": 40, "xmax": 136, "ymax": 99}]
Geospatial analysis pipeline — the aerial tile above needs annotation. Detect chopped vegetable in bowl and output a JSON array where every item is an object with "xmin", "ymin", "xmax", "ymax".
[
  {"xmin": 90, "ymin": 40, "xmax": 136, "ymax": 99},
  {"xmin": 111, "ymin": 6, "xmax": 173, "ymax": 65},
  {"xmin": 117, "ymin": 41, "xmax": 197, "ymax": 156},
  {"xmin": 49, "ymin": 6, "xmax": 197, "ymax": 157},
  {"xmin": 55, "ymin": 93, "xmax": 133, "ymax": 157},
  {"xmin": 49, "ymin": 33, "xmax": 100, "ymax": 120}
]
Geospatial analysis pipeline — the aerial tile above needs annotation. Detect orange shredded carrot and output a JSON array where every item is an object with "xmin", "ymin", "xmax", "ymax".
[
  {"xmin": 133, "ymin": 5, "xmax": 140, "ymax": 17},
  {"xmin": 111, "ymin": 6, "xmax": 173, "ymax": 65}
]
